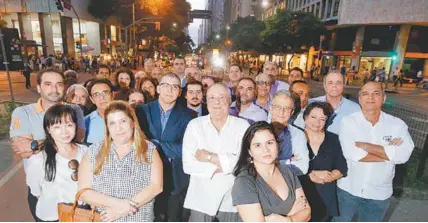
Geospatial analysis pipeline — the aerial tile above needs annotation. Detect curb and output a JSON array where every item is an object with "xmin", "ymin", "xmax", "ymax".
[{"xmin": 394, "ymin": 187, "xmax": 428, "ymax": 200}]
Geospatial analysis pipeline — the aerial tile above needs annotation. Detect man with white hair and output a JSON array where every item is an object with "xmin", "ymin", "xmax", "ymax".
[
  {"xmin": 269, "ymin": 90, "xmax": 309, "ymax": 175},
  {"xmin": 263, "ymin": 61, "xmax": 290, "ymax": 96},
  {"xmin": 310, "ymin": 70, "xmax": 360, "ymax": 134},
  {"xmin": 183, "ymin": 83, "xmax": 249, "ymax": 221}
]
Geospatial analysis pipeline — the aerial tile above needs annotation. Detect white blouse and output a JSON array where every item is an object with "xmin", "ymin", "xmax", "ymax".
[{"xmin": 26, "ymin": 144, "xmax": 88, "ymax": 221}]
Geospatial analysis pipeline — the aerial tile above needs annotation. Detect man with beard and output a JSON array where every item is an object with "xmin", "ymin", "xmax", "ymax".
[
  {"xmin": 185, "ymin": 80, "xmax": 208, "ymax": 117},
  {"xmin": 229, "ymin": 77, "xmax": 267, "ymax": 124},
  {"xmin": 84, "ymin": 78, "xmax": 114, "ymax": 144},
  {"xmin": 10, "ymin": 69, "xmax": 85, "ymax": 220},
  {"xmin": 212, "ymin": 67, "xmax": 225, "ymax": 83},
  {"xmin": 185, "ymin": 67, "xmax": 203, "ymax": 82}
]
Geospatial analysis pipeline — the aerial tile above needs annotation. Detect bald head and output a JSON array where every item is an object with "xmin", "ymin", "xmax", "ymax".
[{"xmin": 207, "ymin": 83, "xmax": 230, "ymax": 98}]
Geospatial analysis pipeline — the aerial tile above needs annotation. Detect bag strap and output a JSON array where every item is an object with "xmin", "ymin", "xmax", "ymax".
[{"xmin": 71, "ymin": 188, "xmax": 94, "ymax": 211}]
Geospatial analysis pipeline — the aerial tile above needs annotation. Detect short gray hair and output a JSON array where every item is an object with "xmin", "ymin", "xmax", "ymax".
[
  {"xmin": 66, "ymin": 84, "xmax": 88, "ymax": 95},
  {"xmin": 255, "ymin": 73, "xmax": 272, "ymax": 82},
  {"xmin": 207, "ymin": 83, "xmax": 232, "ymax": 104},
  {"xmin": 161, "ymin": 72, "xmax": 181, "ymax": 83},
  {"xmin": 272, "ymin": 90, "xmax": 295, "ymax": 109},
  {"xmin": 323, "ymin": 70, "xmax": 344, "ymax": 86},
  {"xmin": 264, "ymin": 61, "xmax": 277, "ymax": 69}
]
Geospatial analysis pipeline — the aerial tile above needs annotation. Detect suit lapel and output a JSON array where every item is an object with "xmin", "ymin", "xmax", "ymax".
[{"xmin": 150, "ymin": 101, "xmax": 162, "ymax": 140}]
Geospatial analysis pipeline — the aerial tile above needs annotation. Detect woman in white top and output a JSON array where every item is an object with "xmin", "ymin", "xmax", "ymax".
[{"xmin": 26, "ymin": 104, "xmax": 88, "ymax": 222}]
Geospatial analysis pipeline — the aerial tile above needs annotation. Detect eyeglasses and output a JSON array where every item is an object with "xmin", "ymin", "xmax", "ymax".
[
  {"xmin": 92, "ymin": 90, "xmax": 111, "ymax": 99},
  {"xmin": 68, "ymin": 159, "xmax": 79, "ymax": 181},
  {"xmin": 256, "ymin": 81, "xmax": 272, "ymax": 86},
  {"xmin": 271, "ymin": 104, "xmax": 293, "ymax": 113},
  {"xmin": 160, "ymin": 83, "xmax": 180, "ymax": 91}
]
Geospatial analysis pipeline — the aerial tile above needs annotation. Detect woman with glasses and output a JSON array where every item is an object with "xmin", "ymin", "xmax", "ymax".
[
  {"xmin": 232, "ymin": 121, "xmax": 311, "ymax": 222},
  {"xmin": 300, "ymin": 102, "xmax": 347, "ymax": 221},
  {"xmin": 78, "ymin": 101, "xmax": 163, "ymax": 222},
  {"xmin": 254, "ymin": 73, "xmax": 273, "ymax": 112},
  {"xmin": 26, "ymin": 104, "xmax": 88, "ymax": 222}
]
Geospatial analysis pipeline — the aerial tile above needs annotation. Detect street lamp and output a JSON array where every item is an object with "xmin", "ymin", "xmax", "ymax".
[
  {"xmin": 173, "ymin": 23, "xmax": 177, "ymax": 27},
  {"xmin": 216, "ymin": 34, "xmax": 220, "ymax": 39},
  {"xmin": 262, "ymin": 0, "xmax": 269, "ymax": 8},
  {"xmin": 226, "ymin": 25, "xmax": 230, "ymax": 30}
]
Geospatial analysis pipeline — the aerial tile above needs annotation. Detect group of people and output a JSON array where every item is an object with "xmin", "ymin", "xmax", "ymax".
[{"xmin": 10, "ymin": 58, "xmax": 414, "ymax": 222}]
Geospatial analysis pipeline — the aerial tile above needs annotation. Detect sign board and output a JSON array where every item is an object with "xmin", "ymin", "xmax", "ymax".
[{"xmin": 0, "ymin": 28, "xmax": 24, "ymax": 71}]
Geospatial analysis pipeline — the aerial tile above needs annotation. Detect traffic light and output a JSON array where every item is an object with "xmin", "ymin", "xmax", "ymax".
[
  {"xmin": 155, "ymin": 22, "xmax": 160, "ymax": 31},
  {"xmin": 55, "ymin": 0, "xmax": 63, "ymax": 11},
  {"xmin": 75, "ymin": 41, "xmax": 81, "ymax": 50}
]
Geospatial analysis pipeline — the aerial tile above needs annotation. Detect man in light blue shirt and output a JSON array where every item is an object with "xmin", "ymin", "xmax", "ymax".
[
  {"xmin": 85, "ymin": 79, "xmax": 114, "ymax": 144},
  {"xmin": 263, "ymin": 61, "xmax": 290, "ymax": 96},
  {"xmin": 310, "ymin": 70, "xmax": 360, "ymax": 134},
  {"xmin": 229, "ymin": 77, "xmax": 267, "ymax": 124}
]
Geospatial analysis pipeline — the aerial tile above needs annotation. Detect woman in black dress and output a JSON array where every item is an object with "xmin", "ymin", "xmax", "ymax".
[{"xmin": 301, "ymin": 102, "xmax": 348, "ymax": 221}]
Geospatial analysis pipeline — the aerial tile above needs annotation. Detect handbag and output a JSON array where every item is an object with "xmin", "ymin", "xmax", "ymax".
[{"xmin": 57, "ymin": 188, "xmax": 101, "ymax": 222}]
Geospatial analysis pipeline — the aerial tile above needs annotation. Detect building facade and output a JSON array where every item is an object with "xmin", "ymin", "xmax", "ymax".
[{"xmin": 0, "ymin": 0, "xmax": 125, "ymax": 58}]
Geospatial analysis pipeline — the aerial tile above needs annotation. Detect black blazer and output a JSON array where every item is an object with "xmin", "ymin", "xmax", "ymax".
[{"xmin": 135, "ymin": 100, "xmax": 196, "ymax": 195}]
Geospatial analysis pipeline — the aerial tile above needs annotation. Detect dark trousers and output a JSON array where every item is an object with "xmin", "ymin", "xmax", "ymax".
[
  {"xmin": 27, "ymin": 187, "xmax": 38, "ymax": 221},
  {"xmin": 155, "ymin": 188, "xmax": 190, "ymax": 222},
  {"xmin": 24, "ymin": 72, "xmax": 31, "ymax": 89}
]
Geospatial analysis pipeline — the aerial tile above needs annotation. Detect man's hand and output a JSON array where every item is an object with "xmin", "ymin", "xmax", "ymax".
[
  {"xmin": 355, "ymin": 142, "xmax": 371, "ymax": 151},
  {"xmin": 195, "ymin": 149, "xmax": 211, "ymax": 162},
  {"xmin": 11, "ymin": 136, "xmax": 33, "ymax": 155}
]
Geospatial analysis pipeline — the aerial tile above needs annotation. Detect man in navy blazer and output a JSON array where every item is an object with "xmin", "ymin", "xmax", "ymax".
[{"xmin": 135, "ymin": 72, "xmax": 196, "ymax": 222}]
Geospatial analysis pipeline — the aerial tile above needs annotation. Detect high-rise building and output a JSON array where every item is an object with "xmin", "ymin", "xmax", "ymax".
[{"xmin": 230, "ymin": 0, "xmax": 263, "ymax": 23}]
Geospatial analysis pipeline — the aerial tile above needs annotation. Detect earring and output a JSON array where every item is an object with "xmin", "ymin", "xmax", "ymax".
[{"xmin": 247, "ymin": 157, "xmax": 254, "ymax": 164}]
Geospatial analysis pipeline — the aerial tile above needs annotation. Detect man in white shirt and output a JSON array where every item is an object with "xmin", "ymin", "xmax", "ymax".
[
  {"xmin": 334, "ymin": 82, "xmax": 414, "ymax": 222},
  {"xmin": 269, "ymin": 90, "xmax": 309, "ymax": 175},
  {"xmin": 229, "ymin": 77, "xmax": 268, "ymax": 124},
  {"xmin": 263, "ymin": 61, "xmax": 290, "ymax": 96},
  {"xmin": 183, "ymin": 83, "xmax": 250, "ymax": 222},
  {"xmin": 310, "ymin": 70, "xmax": 360, "ymax": 134}
]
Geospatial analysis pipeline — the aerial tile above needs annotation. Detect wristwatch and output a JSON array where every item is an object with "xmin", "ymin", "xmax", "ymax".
[
  {"xmin": 206, "ymin": 153, "xmax": 212, "ymax": 162},
  {"xmin": 30, "ymin": 140, "xmax": 39, "ymax": 152}
]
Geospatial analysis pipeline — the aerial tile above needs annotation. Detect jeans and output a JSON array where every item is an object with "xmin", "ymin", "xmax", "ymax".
[
  {"xmin": 333, "ymin": 187, "xmax": 390, "ymax": 222},
  {"xmin": 27, "ymin": 187, "xmax": 38, "ymax": 221}
]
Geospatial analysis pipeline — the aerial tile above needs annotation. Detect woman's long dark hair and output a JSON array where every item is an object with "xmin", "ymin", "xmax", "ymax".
[
  {"xmin": 114, "ymin": 67, "xmax": 136, "ymax": 89},
  {"xmin": 42, "ymin": 104, "xmax": 78, "ymax": 182},
  {"xmin": 233, "ymin": 121, "xmax": 277, "ymax": 178}
]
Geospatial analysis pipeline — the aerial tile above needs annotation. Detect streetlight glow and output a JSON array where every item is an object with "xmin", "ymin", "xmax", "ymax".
[
  {"xmin": 226, "ymin": 25, "xmax": 230, "ymax": 30},
  {"xmin": 262, "ymin": 0, "xmax": 269, "ymax": 8},
  {"xmin": 173, "ymin": 23, "xmax": 177, "ymax": 27},
  {"xmin": 216, "ymin": 34, "xmax": 220, "ymax": 39}
]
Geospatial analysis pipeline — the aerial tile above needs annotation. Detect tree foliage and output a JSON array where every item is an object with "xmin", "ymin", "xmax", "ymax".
[
  {"xmin": 229, "ymin": 16, "xmax": 265, "ymax": 52},
  {"xmin": 261, "ymin": 10, "xmax": 325, "ymax": 54}
]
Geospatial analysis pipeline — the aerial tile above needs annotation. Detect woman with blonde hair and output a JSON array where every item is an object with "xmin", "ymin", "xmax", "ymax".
[{"xmin": 78, "ymin": 101, "xmax": 163, "ymax": 222}]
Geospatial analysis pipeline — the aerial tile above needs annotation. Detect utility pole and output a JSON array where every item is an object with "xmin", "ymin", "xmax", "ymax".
[{"xmin": 0, "ymin": 28, "xmax": 16, "ymax": 104}]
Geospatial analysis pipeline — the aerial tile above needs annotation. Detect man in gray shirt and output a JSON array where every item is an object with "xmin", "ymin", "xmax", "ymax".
[{"xmin": 9, "ymin": 68, "xmax": 85, "ymax": 220}]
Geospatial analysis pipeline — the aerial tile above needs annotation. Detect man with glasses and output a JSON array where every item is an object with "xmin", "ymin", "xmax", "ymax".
[
  {"xmin": 263, "ymin": 61, "xmax": 289, "ymax": 96},
  {"xmin": 254, "ymin": 73, "xmax": 273, "ymax": 112},
  {"xmin": 85, "ymin": 79, "xmax": 114, "ymax": 144},
  {"xmin": 136, "ymin": 72, "xmax": 196, "ymax": 222},
  {"xmin": 229, "ymin": 77, "xmax": 267, "ymax": 124},
  {"xmin": 269, "ymin": 90, "xmax": 309, "ymax": 175},
  {"xmin": 182, "ymin": 83, "xmax": 249, "ymax": 222},
  {"xmin": 310, "ymin": 70, "xmax": 360, "ymax": 134}
]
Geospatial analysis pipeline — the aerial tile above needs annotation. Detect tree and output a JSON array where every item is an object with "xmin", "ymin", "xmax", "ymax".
[
  {"xmin": 229, "ymin": 16, "xmax": 266, "ymax": 52},
  {"xmin": 261, "ymin": 9, "xmax": 325, "ymax": 70}
]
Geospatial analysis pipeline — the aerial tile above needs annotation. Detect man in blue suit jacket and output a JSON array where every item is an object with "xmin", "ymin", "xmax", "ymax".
[{"xmin": 135, "ymin": 73, "xmax": 196, "ymax": 222}]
